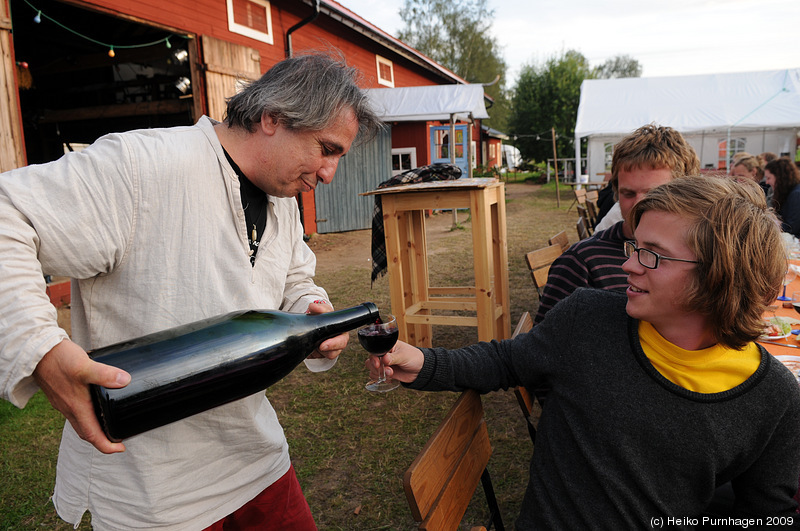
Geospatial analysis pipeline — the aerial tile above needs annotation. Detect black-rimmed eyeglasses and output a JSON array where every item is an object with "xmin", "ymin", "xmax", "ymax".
[{"xmin": 624, "ymin": 240, "xmax": 699, "ymax": 270}]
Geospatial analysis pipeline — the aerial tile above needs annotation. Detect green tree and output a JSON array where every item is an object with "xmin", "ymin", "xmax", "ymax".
[
  {"xmin": 509, "ymin": 50, "xmax": 593, "ymax": 163},
  {"xmin": 398, "ymin": 0, "xmax": 510, "ymax": 131},
  {"xmin": 594, "ymin": 54, "xmax": 642, "ymax": 79}
]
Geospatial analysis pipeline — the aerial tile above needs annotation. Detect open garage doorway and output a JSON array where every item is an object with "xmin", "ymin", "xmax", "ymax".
[{"xmin": 9, "ymin": 0, "xmax": 199, "ymax": 165}]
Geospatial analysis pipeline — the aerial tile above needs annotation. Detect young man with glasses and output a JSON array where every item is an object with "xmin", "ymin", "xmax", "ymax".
[
  {"xmin": 373, "ymin": 176, "xmax": 800, "ymax": 528},
  {"xmin": 534, "ymin": 124, "xmax": 700, "ymax": 324}
]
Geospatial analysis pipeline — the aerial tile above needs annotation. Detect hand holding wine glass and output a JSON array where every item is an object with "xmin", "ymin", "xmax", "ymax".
[{"xmin": 358, "ymin": 314, "xmax": 399, "ymax": 392}]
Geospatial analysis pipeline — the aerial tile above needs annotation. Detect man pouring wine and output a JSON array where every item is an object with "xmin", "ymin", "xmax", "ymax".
[{"xmin": 0, "ymin": 53, "xmax": 382, "ymax": 530}]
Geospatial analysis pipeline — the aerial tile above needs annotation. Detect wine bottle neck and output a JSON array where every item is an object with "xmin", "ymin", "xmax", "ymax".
[{"xmin": 311, "ymin": 302, "xmax": 380, "ymax": 332}]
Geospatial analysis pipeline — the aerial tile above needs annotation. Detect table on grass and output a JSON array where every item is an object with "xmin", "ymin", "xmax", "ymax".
[{"xmin": 757, "ymin": 269, "xmax": 800, "ymax": 377}]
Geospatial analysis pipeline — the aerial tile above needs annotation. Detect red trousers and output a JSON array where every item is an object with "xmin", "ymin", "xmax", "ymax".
[{"xmin": 204, "ymin": 465, "xmax": 316, "ymax": 531}]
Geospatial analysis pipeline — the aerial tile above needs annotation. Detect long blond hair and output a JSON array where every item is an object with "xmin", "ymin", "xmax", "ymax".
[{"xmin": 630, "ymin": 176, "xmax": 784, "ymax": 349}]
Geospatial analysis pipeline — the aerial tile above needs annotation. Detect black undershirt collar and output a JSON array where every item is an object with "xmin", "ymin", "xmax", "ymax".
[{"xmin": 223, "ymin": 148, "xmax": 267, "ymax": 266}]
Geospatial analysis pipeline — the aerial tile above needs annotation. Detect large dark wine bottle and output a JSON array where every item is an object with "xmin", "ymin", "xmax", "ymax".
[{"xmin": 89, "ymin": 302, "xmax": 379, "ymax": 441}]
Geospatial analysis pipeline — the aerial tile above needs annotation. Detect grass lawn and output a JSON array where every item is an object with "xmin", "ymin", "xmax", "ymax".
[{"xmin": 1, "ymin": 178, "xmax": 578, "ymax": 530}]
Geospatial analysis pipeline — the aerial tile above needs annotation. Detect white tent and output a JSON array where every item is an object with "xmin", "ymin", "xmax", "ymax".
[
  {"xmin": 574, "ymin": 68, "xmax": 800, "ymax": 180},
  {"xmin": 365, "ymin": 84, "xmax": 489, "ymax": 122}
]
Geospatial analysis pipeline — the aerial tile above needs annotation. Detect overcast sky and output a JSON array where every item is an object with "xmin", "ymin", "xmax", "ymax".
[{"xmin": 337, "ymin": 0, "xmax": 800, "ymax": 86}]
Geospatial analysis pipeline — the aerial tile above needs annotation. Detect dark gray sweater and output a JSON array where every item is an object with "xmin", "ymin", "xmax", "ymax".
[{"xmin": 410, "ymin": 289, "xmax": 800, "ymax": 529}]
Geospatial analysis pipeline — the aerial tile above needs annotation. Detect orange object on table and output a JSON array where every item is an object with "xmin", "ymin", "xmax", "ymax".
[{"xmin": 758, "ymin": 264, "xmax": 800, "ymax": 377}]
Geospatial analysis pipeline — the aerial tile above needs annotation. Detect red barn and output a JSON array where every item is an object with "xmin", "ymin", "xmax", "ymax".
[{"xmin": 0, "ymin": 0, "xmax": 494, "ymax": 233}]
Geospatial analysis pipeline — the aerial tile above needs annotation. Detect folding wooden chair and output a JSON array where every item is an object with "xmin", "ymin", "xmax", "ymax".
[
  {"xmin": 525, "ymin": 244, "xmax": 562, "ymax": 296},
  {"xmin": 404, "ymin": 390, "xmax": 504, "ymax": 531},
  {"xmin": 576, "ymin": 205, "xmax": 593, "ymax": 236},
  {"xmin": 576, "ymin": 216, "xmax": 590, "ymax": 241},
  {"xmin": 548, "ymin": 230, "xmax": 569, "ymax": 253},
  {"xmin": 511, "ymin": 312, "xmax": 538, "ymax": 445},
  {"xmin": 568, "ymin": 187, "xmax": 587, "ymax": 212},
  {"xmin": 585, "ymin": 200, "xmax": 599, "ymax": 229}
]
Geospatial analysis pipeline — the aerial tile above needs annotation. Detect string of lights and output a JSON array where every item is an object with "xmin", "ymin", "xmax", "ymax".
[
  {"xmin": 512, "ymin": 130, "xmax": 575, "ymax": 144},
  {"xmin": 20, "ymin": 0, "xmax": 183, "ymax": 58}
]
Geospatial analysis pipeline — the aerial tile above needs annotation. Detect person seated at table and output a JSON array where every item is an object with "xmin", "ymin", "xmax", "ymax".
[
  {"xmin": 535, "ymin": 124, "xmax": 699, "ymax": 324},
  {"xmin": 765, "ymin": 157, "xmax": 800, "ymax": 238},
  {"xmin": 759, "ymin": 151, "xmax": 779, "ymax": 166},
  {"xmin": 731, "ymin": 153, "xmax": 771, "ymax": 199},
  {"xmin": 372, "ymin": 175, "xmax": 800, "ymax": 529}
]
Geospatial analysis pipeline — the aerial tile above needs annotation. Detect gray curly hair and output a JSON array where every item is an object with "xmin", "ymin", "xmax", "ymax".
[{"xmin": 224, "ymin": 52, "xmax": 383, "ymax": 143}]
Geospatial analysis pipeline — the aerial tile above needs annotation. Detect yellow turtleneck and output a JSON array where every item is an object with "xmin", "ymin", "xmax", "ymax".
[{"xmin": 638, "ymin": 321, "xmax": 761, "ymax": 393}]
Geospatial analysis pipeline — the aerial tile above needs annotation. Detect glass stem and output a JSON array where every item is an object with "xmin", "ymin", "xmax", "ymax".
[{"xmin": 378, "ymin": 360, "xmax": 387, "ymax": 383}]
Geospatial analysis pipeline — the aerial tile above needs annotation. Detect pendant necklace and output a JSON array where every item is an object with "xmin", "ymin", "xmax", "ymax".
[{"xmin": 223, "ymin": 148, "xmax": 267, "ymax": 265}]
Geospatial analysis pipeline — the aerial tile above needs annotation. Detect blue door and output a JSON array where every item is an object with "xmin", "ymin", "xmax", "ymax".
[{"xmin": 430, "ymin": 125, "xmax": 468, "ymax": 176}]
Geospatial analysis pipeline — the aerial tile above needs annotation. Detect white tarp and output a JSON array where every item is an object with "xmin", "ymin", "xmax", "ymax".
[
  {"xmin": 575, "ymin": 68, "xmax": 800, "ymax": 139},
  {"xmin": 365, "ymin": 84, "xmax": 489, "ymax": 122},
  {"xmin": 502, "ymin": 144, "xmax": 521, "ymax": 169}
]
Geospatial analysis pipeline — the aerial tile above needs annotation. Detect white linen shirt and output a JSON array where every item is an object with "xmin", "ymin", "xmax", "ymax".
[{"xmin": 0, "ymin": 116, "xmax": 333, "ymax": 530}]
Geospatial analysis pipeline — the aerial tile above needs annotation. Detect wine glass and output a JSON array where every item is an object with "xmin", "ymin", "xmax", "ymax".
[
  {"xmin": 778, "ymin": 268, "xmax": 797, "ymax": 301},
  {"xmin": 792, "ymin": 292, "xmax": 800, "ymax": 317},
  {"xmin": 358, "ymin": 314, "xmax": 400, "ymax": 392}
]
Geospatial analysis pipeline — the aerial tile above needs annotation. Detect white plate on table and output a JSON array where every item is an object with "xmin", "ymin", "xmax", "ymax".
[
  {"xmin": 760, "ymin": 332, "xmax": 792, "ymax": 340},
  {"xmin": 775, "ymin": 355, "xmax": 800, "ymax": 383},
  {"xmin": 775, "ymin": 355, "xmax": 800, "ymax": 369}
]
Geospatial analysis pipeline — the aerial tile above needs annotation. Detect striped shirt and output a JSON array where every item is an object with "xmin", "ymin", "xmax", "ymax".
[{"xmin": 534, "ymin": 221, "xmax": 629, "ymax": 324}]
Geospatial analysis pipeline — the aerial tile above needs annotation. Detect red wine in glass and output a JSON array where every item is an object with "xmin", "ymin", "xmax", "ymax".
[
  {"xmin": 358, "ymin": 328, "xmax": 399, "ymax": 356},
  {"xmin": 359, "ymin": 314, "xmax": 400, "ymax": 392}
]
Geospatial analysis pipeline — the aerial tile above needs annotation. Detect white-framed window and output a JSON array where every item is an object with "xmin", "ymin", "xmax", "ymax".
[
  {"xmin": 603, "ymin": 142, "xmax": 614, "ymax": 172},
  {"xmin": 227, "ymin": 0, "xmax": 274, "ymax": 44},
  {"xmin": 471, "ymin": 140, "xmax": 477, "ymax": 168},
  {"xmin": 391, "ymin": 148, "xmax": 417, "ymax": 176},
  {"xmin": 718, "ymin": 137, "xmax": 746, "ymax": 169},
  {"xmin": 376, "ymin": 55, "xmax": 395, "ymax": 87}
]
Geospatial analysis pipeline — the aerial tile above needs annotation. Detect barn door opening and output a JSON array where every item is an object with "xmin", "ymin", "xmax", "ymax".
[{"xmin": 9, "ymin": 0, "xmax": 197, "ymax": 166}]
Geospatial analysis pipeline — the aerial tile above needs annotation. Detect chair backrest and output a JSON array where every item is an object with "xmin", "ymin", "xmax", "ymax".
[
  {"xmin": 576, "ymin": 216, "xmax": 590, "ymax": 240},
  {"xmin": 585, "ymin": 189, "xmax": 599, "ymax": 202},
  {"xmin": 548, "ymin": 230, "xmax": 569, "ymax": 253},
  {"xmin": 511, "ymin": 312, "xmax": 537, "ymax": 445},
  {"xmin": 585, "ymin": 200, "xmax": 598, "ymax": 229},
  {"xmin": 573, "ymin": 188, "xmax": 587, "ymax": 205},
  {"xmin": 576, "ymin": 205, "xmax": 593, "ymax": 236},
  {"xmin": 525, "ymin": 244, "xmax": 563, "ymax": 296},
  {"xmin": 404, "ymin": 390, "xmax": 503, "ymax": 531}
]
